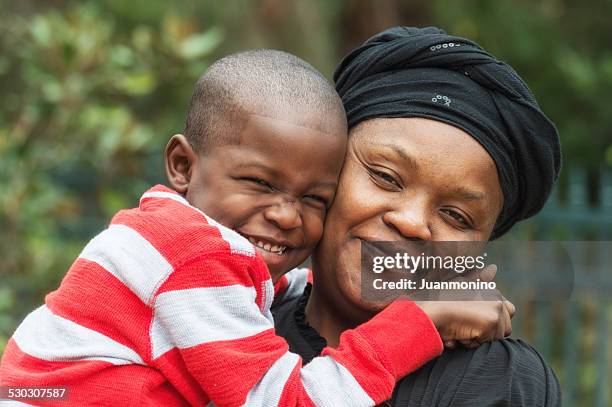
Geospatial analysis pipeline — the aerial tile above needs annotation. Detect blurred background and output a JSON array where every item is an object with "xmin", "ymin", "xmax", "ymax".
[{"xmin": 0, "ymin": 0, "xmax": 610, "ymax": 405}]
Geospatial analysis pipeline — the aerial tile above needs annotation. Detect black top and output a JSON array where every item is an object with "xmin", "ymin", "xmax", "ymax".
[{"xmin": 272, "ymin": 284, "xmax": 561, "ymax": 406}]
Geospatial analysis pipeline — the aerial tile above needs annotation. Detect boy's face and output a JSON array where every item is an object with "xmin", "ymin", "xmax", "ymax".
[{"xmin": 167, "ymin": 111, "xmax": 346, "ymax": 281}]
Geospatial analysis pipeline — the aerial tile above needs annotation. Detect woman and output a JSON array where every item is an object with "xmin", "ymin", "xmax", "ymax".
[{"xmin": 273, "ymin": 27, "xmax": 561, "ymax": 405}]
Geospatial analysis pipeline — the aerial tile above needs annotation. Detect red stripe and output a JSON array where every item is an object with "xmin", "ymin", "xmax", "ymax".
[
  {"xmin": 173, "ymin": 329, "xmax": 286, "ymax": 407},
  {"xmin": 0, "ymin": 340, "xmax": 187, "ymax": 406},
  {"xmin": 306, "ymin": 268, "xmax": 313, "ymax": 284},
  {"xmin": 111, "ymin": 202, "xmax": 231, "ymax": 270},
  {"xmin": 156, "ymin": 253, "xmax": 259, "ymax": 294},
  {"xmin": 45, "ymin": 258, "xmax": 152, "ymax": 360},
  {"xmin": 274, "ymin": 275, "xmax": 289, "ymax": 296},
  {"xmin": 277, "ymin": 362, "xmax": 316, "ymax": 407},
  {"xmin": 152, "ymin": 348, "xmax": 209, "ymax": 406}
]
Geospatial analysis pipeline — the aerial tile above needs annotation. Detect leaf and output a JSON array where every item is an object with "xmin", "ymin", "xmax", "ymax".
[
  {"xmin": 30, "ymin": 16, "xmax": 52, "ymax": 47},
  {"xmin": 116, "ymin": 71, "xmax": 156, "ymax": 95},
  {"xmin": 0, "ymin": 287, "xmax": 14, "ymax": 311},
  {"xmin": 178, "ymin": 28, "xmax": 223, "ymax": 60}
]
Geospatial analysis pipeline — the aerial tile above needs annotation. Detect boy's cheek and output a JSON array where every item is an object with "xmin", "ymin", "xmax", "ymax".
[{"xmin": 304, "ymin": 215, "xmax": 325, "ymax": 246}]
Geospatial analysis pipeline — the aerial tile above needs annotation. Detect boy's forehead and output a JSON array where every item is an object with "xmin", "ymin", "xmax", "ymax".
[
  {"xmin": 218, "ymin": 111, "xmax": 347, "ymax": 173},
  {"xmin": 236, "ymin": 112, "xmax": 342, "ymax": 146},
  {"xmin": 238, "ymin": 100, "xmax": 347, "ymax": 136}
]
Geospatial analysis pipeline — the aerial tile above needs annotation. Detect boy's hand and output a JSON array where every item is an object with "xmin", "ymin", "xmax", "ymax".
[
  {"xmin": 419, "ymin": 298, "xmax": 514, "ymax": 349},
  {"xmin": 414, "ymin": 265, "xmax": 515, "ymax": 349}
]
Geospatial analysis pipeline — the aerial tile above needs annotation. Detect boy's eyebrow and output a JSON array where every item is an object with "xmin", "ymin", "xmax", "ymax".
[
  {"xmin": 234, "ymin": 162, "xmax": 281, "ymax": 176},
  {"xmin": 235, "ymin": 162, "xmax": 337, "ymax": 190}
]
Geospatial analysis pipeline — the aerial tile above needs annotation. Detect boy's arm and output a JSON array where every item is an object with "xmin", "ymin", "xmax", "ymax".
[{"xmin": 152, "ymin": 253, "xmax": 442, "ymax": 407}]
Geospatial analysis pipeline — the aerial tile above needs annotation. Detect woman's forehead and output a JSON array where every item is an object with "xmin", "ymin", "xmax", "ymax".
[
  {"xmin": 348, "ymin": 117, "xmax": 503, "ymax": 207},
  {"xmin": 350, "ymin": 117, "xmax": 494, "ymax": 166}
]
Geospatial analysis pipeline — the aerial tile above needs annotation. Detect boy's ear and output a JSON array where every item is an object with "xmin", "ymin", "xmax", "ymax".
[{"xmin": 165, "ymin": 134, "xmax": 197, "ymax": 194}]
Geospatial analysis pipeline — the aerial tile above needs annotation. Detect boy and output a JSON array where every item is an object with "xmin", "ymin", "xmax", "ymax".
[{"xmin": 0, "ymin": 50, "xmax": 510, "ymax": 406}]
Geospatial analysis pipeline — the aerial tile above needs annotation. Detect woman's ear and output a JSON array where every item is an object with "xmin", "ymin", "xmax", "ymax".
[{"xmin": 165, "ymin": 134, "xmax": 197, "ymax": 194}]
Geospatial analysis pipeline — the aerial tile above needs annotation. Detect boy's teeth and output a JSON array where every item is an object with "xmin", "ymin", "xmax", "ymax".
[{"xmin": 247, "ymin": 236, "xmax": 286, "ymax": 254}]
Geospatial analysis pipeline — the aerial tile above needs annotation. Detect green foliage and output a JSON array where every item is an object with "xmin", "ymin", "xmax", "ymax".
[
  {"xmin": 432, "ymin": 0, "xmax": 612, "ymax": 172},
  {"xmin": 0, "ymin": 2, "xmax": 222, "ymax": 335},
  {"xmin": 0, "ymin": 1, "xmax": 609, "ymax": 401}
]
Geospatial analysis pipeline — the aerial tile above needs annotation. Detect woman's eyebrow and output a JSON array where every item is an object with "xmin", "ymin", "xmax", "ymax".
[
  {"xmin": 451, "ymin": 187, "xmax": 485, "ymax": 201},
  {"xmin": 370, "ymin": 144, "xmax": 485, "ymax": 201},
  {"xmin": 374, "ymin": 143, "xmax": 418, "ymax": 170}
]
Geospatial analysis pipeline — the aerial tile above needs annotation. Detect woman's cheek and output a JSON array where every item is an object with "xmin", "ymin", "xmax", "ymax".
[{"xmin": 336, "ymin": 166, "xmax": 377, "ymax": 217}]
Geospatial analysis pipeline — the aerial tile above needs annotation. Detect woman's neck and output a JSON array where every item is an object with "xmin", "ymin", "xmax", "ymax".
[{"xmin": 304, "ymin": 284, "xmax": 358, "ymax": 348}]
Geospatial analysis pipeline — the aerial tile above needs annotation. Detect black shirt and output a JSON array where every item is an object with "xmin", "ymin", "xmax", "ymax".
[{"xmin": 272, "ymin": 284, "xmax": 561, "ymax": 406}]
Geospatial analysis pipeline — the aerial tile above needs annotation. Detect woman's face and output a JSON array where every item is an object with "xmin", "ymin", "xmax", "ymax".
[{"xmin": 312, "ymin": 117, "xmax": 504, "ymax": 320}]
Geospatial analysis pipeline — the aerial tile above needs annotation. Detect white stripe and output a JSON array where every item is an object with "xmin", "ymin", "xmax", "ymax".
[
  {"xmin": 283, "ymin": 268, "xmax": 310, "ymax": 302},
  {"xmin": 141, "ymin": 190, "xmax": 255, "ymax": 256},
  {"xmin": 79, "ymin": 224, "xmax": 173, "ymax": 305},
  {"xmin": 202, "ymin": 214, "xmax": 255, "ymax": 256},
  {"xmin": 261, "ymin": 280, "xmax": 275, "ymax": 324},
  {"xmin": 151, "ymin": 286, "xmax": 272, "ymax": 358},
  {"xmin": 140, "ymin": 190, "xmax": 189, "ymax": 206},
  {"xmin": 12, "ymin": 305, "xmax": 143, "ymax": 365},
  {"xmin": 0, "ymin": 401, "xmax": 35, "ymax": 406},
  {"xmin": 301, "ymin": 356, "xmax": 374, "ymax": 407},
  {"xmin": 149, "ymin": 314, "xmax": 174, "ymax": 359},
  {"xmin": 243, "ymin": 351, "xmax": 299, "ymax": 406}
]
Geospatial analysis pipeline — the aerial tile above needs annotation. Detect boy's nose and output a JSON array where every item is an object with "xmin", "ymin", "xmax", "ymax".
[{"xmin": 263, "ymin": 201, "xmax": 303, "ymax": 230}]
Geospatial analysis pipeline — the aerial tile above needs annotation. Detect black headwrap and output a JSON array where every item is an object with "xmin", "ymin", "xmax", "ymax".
[{"xmin": 334, "ymin": 26, "xmax": 561, "ymax": 238}]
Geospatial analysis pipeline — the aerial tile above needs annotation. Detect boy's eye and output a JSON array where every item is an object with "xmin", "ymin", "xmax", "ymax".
[
  {"xmin": 243, "ymin": 177, "xmax": 274, "ymax": 190},
  {"xmin": 440, "ymin": 208, "xmax": 471, "ymax": 228},
  {"xmin": 369, "ymin": 168, "xmax": 401, "ymax": 189},
  {"xmin": 303, "ymin": 194, "xmax": 328, "ymax": 208}
]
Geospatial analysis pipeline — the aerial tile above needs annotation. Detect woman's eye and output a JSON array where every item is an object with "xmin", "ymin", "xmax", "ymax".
[
  {"xmin": 370, "ymin": 168, "xmax": 401, "ymax": 188},
  {"xmin": 441, "ymin": 209, "xmax": 470, "ymax": 227}
]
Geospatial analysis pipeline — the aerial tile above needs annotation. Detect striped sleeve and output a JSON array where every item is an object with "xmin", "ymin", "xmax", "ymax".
[
  {"xmin": 132, "ymin": 186, "xmax": 443, "ymax": 406},
  {"xmin": 0, "ymin": 185, "xmax": 443, "ymax": 406},
  {"xmin": 151, "ymin": 252, "xmax": 443, "ymax": 406}
]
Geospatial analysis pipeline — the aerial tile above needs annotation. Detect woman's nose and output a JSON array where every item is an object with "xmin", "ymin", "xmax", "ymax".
[
  {"xmin": 382, "ymin": 205, "xmax": 432, "ymax": 241},
  {"xmin": 263, "ymin": 201, "xmax": 303, "ymax": 230}
]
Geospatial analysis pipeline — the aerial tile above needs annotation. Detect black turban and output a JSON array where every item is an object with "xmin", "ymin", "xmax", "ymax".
[{"xmin": 334, "ymin": 26, "xmax": 562, "ymax": 238}]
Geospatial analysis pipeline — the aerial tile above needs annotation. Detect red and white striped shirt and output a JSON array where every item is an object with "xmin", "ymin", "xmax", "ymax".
[{"xmin": 0, "ymin": 185, "xmax": 442, "ymax": 406}]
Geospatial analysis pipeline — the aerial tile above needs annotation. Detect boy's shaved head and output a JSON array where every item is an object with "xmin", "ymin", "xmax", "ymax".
[{"xmin": 184, "ymin": 49, "xmax": 346, "ymax": 152}]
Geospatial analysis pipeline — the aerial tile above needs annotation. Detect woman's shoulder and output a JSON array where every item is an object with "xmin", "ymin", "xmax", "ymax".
[{"xmin": 391, "ymin": 338, "xmax": 561, "ymax": 406}]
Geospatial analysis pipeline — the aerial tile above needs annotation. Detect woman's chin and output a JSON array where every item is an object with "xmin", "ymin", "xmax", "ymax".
[{"xmin": 337, "ymin": 275, "xmax": 390, "ymax": 318}]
